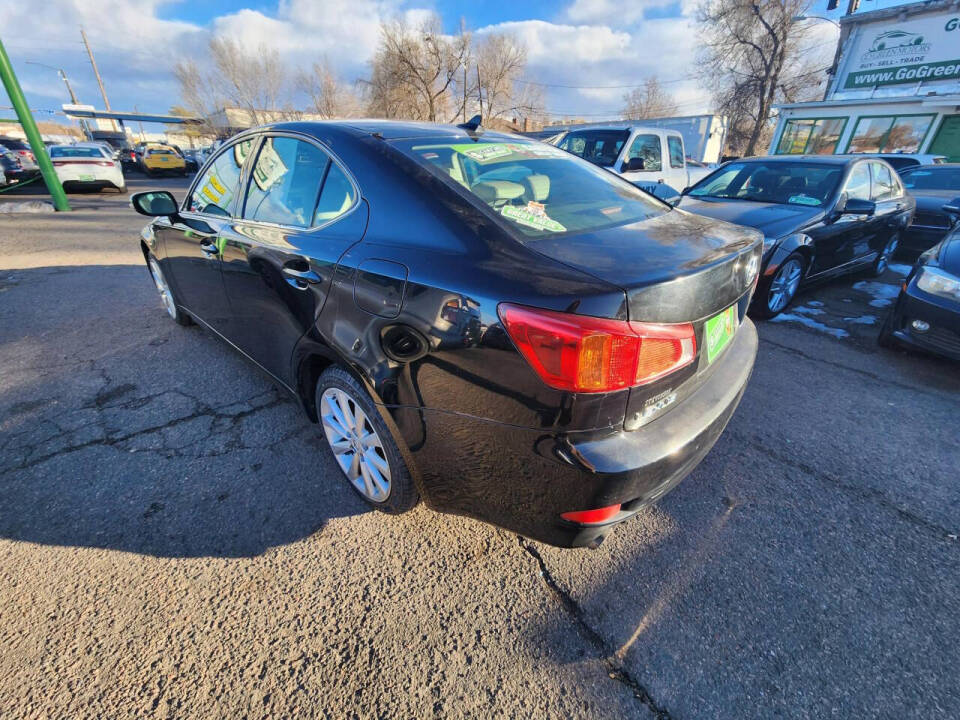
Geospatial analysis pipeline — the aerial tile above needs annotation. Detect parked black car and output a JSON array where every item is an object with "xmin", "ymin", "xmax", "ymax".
[
  {"xmin": 131, "ymin": 120, "xmax": 762, "ymax": 548},
  {"xmin": 899, "ymin": 164, "xmax": 960, "ymax": 255},
  {"xmin": 677, "ymin": 156, "xmax": 915, "ymax": 317},
  {"xmin": 880, "ymin": 215, "xmax": 960, "ymax": 361}
]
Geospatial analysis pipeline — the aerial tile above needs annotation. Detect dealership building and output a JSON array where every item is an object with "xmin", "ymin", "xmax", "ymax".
[{"xmin": 769, "ymin": 0, "xmax": 960, "ymax": 162}]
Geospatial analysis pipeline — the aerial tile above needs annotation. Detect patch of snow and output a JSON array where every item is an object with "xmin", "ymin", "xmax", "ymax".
[
  {"xmin": 0, "ymin": 200, "xmax": 55, "ymax": 214},
  {"xmin": 889, "ymin": 263, "xmax": 913, "ymax": 277},
  {"xmin": 769, "ymin": 313, "xmax": 850, "ymax": 338},
  {"xmin": 792, "ymin": 305, "xmax": 825, "ymax": 316},
  {"xmin": 843, "ymin": 315, "xmax": 877, "ymax": 325},
  {"xmin": 807, "ymin": 300, "xmax": 824, "ymax": 307},
  {"xmin": 852, "ymin": 280, "xmax": 900, "ymax": 308}
]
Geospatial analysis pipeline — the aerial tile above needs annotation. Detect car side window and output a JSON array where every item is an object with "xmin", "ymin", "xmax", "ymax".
[
  {"xmin": 243, "ymin": 137, "xmax": 329, "ymax": 228},
  {"xmin": 188, "ymin": 139, "xmax": 254, "ymax": 217},
  {"xmin": 667, "ymin": 136, "xmax": 684, "ymax": 169},
  {"xmin": 870, "ymin": 162, "xmax": 897, "ymax": 201},
  {"xmin": 314, "ymin": 161, "xmax": 357, "ymax": 224},
  {"xmin": 844, "ymin": 163, "xmax": 871, "ymax": 201},
  {"xmin": 626, "ymin": 134, "xmax": 662, "ymax": 172}
]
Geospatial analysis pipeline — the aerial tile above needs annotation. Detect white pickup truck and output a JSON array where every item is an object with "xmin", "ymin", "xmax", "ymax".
[{"xmin": 553, "ymin": 125, "xmax": 714, "ymax": 192}]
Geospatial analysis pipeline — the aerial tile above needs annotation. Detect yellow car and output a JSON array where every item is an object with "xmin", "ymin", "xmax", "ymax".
[{"xmin": 140, "ymin": 145, "xmax": 186, "ymax": 176}]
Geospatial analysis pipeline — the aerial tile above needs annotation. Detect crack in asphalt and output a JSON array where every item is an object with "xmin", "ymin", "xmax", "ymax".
[
  {"xmin": 1, "ymin": 390, "xmax": 292, "ymax": 476},
  {"xmin": 729, "ymin": 429, "xmax": 958, "ymax": 541},
  {"xmin": 517, "ymin": 536, "xmax": 674, "ymax": 720},
  {"xmin": 759, "ymin": 337, "xmax": 960, "ymax": 406}
]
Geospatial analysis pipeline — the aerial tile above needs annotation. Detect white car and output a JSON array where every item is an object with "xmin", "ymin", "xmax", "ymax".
[{"xmin": 49, "ymin": 144, "xmax": 126, "ymax": 193}]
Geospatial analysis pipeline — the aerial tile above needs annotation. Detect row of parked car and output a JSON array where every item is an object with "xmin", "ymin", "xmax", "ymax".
[
  {"xmin": 544, "ymin": 125, "xmax": 960, "ymax": 363},
  {"xmin": 0, "ymin": 134, "xmax": 215, "ymax": 194}
]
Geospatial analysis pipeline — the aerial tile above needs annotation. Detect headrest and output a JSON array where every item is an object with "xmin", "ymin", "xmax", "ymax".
[
  {"xmin": 471, "ymin": 180, "xmax": 525, "ymax": 204},
  {"xmin": 522, "ymin": 174, "xmax": 550, "ymax": 202}
]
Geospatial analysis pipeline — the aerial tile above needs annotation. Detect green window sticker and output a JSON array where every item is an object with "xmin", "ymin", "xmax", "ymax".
[
  {"xmin": 451, "ymin": 143, "xmax": 513, "ymax": 163},
  {"xmin": 501, "ymin": 204, "xmax": 566, "ymax": 233}
]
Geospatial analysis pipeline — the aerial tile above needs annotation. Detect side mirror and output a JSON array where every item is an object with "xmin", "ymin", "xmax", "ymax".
[
  {"xmin": 131, "ymin": 190, "xmax": 179, "ymax": 218},
  {"xmin": 623, "ymin": 157, "xmax": 645, "ymax": 172},
  {"xmin": 843, "ymin": 197, "xmax": 876, "ymax": 216}
]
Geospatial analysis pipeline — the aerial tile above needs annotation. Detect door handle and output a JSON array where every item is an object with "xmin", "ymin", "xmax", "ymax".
[
  {"xmin": 199, "ymin": 239, "xmax": 219, "ymax": 257},
  {"xmin": 282, "ymin": 264, "xmax": 321, "ymax": 289}
]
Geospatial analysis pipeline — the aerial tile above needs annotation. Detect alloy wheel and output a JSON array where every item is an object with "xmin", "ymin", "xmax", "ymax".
[
  {"xmin": 148, "ymin": 257, "xmax": 177, "ymax": 319},
  {"xmin": 767, "ymin": 258, "xmax": 802, "ymax": 314},
  {"xmin": 320, "ymin": 387, "xmax": 392, "ymax": 502}
]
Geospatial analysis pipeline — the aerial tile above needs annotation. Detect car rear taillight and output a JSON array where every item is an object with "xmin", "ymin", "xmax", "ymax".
[
  {"xmin": 498, "ymin": 304, "xmax": 696, "ymax": 393},
  {"xmin": 561, "ymin": 504, "xmax": 621, "ymax": 524}
]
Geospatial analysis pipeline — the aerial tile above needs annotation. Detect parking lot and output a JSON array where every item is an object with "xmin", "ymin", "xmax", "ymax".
[{"xmin": 1, "ymin": 176, "xmax": 958, "ymax": 719}]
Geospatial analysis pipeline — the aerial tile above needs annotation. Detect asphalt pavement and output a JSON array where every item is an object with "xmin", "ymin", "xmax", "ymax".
[{"xmin": 1, "ymin": 175, "xmax": 958, "ymax": 719}]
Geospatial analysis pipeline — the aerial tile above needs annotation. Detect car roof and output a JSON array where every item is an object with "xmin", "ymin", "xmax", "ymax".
[
  {"xmin": 255, "ymin": 119, "xmax": 525, "ymax": 143},
  {"xmin": 562, "ymin": 125, "xmax": 680, "ymax": 135},
  {"xmin": 733, "ymin": 155, "xmax": 853, "ymax": 165},
  {"xmin": 899, "ymin": 163, "xmax": 960, "ymax": 169}
]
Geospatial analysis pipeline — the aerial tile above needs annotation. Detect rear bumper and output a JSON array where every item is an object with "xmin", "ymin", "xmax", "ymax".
[
  {"xmin": 887, "ymin": 285, "xmax": 960, "ymax": 361},
  {"xmin": 394, "ymin": 318, "xmax": 758, "ymax": 547}
]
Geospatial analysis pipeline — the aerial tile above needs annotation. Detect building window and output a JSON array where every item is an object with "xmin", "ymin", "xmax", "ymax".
[
  {"xmin": 776, "ymin": 118, "xmax": 847, "ymax": 155},
  {"xmin": 846, "ymin": 114, "xmax": 935, "ymax": 154}
]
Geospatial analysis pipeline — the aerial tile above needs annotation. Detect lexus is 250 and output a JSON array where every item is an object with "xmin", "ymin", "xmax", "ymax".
[{"xmin": 132, "ymin": 119, "xmax": 762, "ymax": 548}]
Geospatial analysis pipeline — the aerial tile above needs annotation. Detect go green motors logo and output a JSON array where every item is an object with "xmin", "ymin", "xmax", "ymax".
[{"xmin": 946, "ymin": 17, "xmax": 959, "ymax": 32}]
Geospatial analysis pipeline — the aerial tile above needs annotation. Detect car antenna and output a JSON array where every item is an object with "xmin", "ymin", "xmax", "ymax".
[{"xmin": 457, "ymin": 114, "xmax": 483, "ymax": 134}]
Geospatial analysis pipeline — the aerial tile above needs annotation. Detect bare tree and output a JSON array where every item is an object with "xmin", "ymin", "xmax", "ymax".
[
  {"xmin": 476, "ymin": 32, "xmax": 544, "ymax": 125},
  {"xmin": 622, "ymin": 76, "xmax": 679, "ymax": 120},
  {"xmin": 366, "ymin": 15, "xmax": 470, "ymax": 122},
  {"xmin": 697, "ymin": 0, "xmax": 821, "ymax": 156},
  {"xmin": 297, "ymin": 59, "xmax": 362, "ymax": 118},
  {"xmin": 173, "ymin": 37, "xmax": 290, "ymax": 130}
]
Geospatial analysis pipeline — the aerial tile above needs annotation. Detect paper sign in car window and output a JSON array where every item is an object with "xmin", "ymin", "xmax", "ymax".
[
  {"xmin": 253, "ymin": 140, "xmax": 288, "ymax": 191},
  {"xmin": 788, "ymin": 194, "xmax": 821, "ymax": 206},
  {"xmin": 501, "ymin": 204, "xmax": 566, "ymax": 232}
]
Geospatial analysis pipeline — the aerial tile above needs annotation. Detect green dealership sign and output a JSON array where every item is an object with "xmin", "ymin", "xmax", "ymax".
[{"xmin": 842, "ymin": 14, "xmax": 960, "ymax": 90}]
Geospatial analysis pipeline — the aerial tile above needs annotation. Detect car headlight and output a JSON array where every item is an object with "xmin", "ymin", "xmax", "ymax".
[{"xmin": 916, "ymin": 267, "xmax": 960, "ymax": 301}]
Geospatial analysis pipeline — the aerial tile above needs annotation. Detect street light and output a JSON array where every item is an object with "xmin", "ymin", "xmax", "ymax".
[
  {"xmin": 793, "ymin": 15, "xmax": 841, "ymax": 28},
  {"xmin": 24, "ymin": 60, "xmax": 90, "ymax": 136}
]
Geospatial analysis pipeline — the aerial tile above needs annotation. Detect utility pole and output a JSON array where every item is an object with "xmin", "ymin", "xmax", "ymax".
[
  {"xmin": 0, "ymin": 38, "xmax": 70, "ymax": 210},
  {"xmin": 476, "ymin": 65, "xmax": 482, "ymax": 119},
  {"xmin": 25, "ymin": 61, "xmax": 90, "ymax": 137},
  {"xmin": 80, "ymin": 27, "xmax": 117, "ymax": 132}
]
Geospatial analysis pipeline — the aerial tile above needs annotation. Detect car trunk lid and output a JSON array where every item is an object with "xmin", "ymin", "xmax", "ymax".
[{"xmin": 524, "ymin": 207, "xmax": 762, "ymax": 430}]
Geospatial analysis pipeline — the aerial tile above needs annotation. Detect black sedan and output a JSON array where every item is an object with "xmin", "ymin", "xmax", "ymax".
[
  {"xmin": 879, "ymin": 220, "xmax": 960, "ymax": 361},
  {"xmin": 130, "ymin": 120, "xmax": 762, "ymax": 548},
  {"xmin": 677, "ymin": 156, "xmax": 915, "ymax": 317},
  {"xmin": 899, "ymin": 164, "xmax": 960, "ymax": 254}
]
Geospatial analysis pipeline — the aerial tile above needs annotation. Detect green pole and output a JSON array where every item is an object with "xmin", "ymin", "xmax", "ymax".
[{"xmin": 0, "ymin": 37, "xmax": 70, "ymax": 211}]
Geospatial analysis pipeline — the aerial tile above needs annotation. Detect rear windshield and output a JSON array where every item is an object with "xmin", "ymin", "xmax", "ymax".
[
  {"xmin": 900, "ymin": 167, "xmax": 960, "ymax": 191},
  {"xmin": 50, "ymin": 147, "xmax": 104, "ymax": 158},
  {"xmin": 147, "ymin": 148, "xmax": 177, "ymax": 156},
  {"xmin": 557, "ymin": 130, "xmax": 630, "ymax": 167},
  {"xmin": 394, "ymin": 138, "xmax": 666, "ymax": 238},
  {"xmin": 689, "ymin": 161, "xmax": 843, "ymax": 206}
]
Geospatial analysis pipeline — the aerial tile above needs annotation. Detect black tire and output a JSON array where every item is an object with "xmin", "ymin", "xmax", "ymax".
[
  {"xmin": 870, "ymin": 233, "xmax": 900, "ymax": 277},
  {"xmin": 146, "ymin": 255, "xmax": 193, "ymax": 326},
  {"xmin": 752, "ymin": 252, "xmax": 805, "ymax": 319},
  {"xmin": 877, "ymin": 314, "xmax": 898, "ymax": 350},
  {"xmin": 315, "ymin": 366, "xmax": 418, "ymax": 514}
]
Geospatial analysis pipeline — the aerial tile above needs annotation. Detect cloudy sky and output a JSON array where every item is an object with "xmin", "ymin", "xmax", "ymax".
[{"xmin": 1, "ymin": 0, "xmax": 849, "ymax": 127}]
